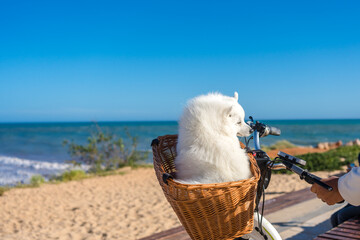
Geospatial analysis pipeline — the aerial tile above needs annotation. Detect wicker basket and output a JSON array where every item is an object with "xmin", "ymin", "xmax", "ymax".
[{"xmin": 152, "ymin": 135, "xmax": 261, "ymax": 240}]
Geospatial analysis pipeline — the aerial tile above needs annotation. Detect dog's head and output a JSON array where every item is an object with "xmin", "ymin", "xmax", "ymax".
[
  {"xmin": 181, "ymin": 91, "xmax": 253, "ymax": 138},
  {"xmin": 224, "ymin": 92, "xmax": 253, "ymax": 137}
]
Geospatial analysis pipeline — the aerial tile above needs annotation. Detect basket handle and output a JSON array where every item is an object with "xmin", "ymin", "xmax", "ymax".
[
  {"xmin": 151, "ymin": 138, "xmax": 159, "ymax": 146},
  {"xmin": 163, "ymin": 173, "xmax": 173, "ymax": 185}
]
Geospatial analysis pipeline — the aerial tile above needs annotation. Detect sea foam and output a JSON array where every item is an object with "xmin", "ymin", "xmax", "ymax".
[
  {"xmin": 0, "ymin": 155, "xmax": 88, "ymax": 185},
  {"xmin": 0, "ymin": 155, "xmax": 72, "ymax": 170}
]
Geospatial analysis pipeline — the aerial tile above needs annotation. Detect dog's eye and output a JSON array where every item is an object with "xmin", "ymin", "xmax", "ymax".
[{"xmin": 237, "ymin": 121, "xmax": 242, "ymax": 124}]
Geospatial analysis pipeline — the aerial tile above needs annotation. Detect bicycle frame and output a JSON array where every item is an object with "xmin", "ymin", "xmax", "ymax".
[
  {"xmin": 241, "ymin": 127, "xmax": 283, "ymax": 240},
  {"xmin": 253, "ymin": 129, "xmax": 261, "ymax": 151},
  {"xmin": 242, "ymin": 119, "xmax": 332, "ymax": 240}
]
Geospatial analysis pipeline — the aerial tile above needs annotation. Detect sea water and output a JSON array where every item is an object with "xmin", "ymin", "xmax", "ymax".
[{"xmin": 0, "ymin": 119, "xmax": 359, "ymax": 185}]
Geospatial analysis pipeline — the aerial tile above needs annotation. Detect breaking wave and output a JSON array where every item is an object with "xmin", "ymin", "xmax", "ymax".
[{"xmin": 0, "ymin": 155, "xmax": 88, "ymax": 185}]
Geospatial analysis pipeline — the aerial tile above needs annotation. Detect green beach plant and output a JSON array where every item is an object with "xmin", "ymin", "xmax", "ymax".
[
  {"xmin": 274, "ymin": 145, "xmax": 360, "ymax": 174},
  {"xmin": 295, "ymin": 145, "xmax": 360, "ymax": 172},
  {"xmin": 0, "ymin": 186, "xmax": 9, "ymax": 196},
  {"xmin": 63, "ymin": 123, "xmax": 148, "ymax": 172},
  {"xmin": 56, "ymin": 170, "xmax": 87, "ymax": 182},
  {"xmin": 30, "ymin": 175, "xmax": 45, "ymax": 187}
]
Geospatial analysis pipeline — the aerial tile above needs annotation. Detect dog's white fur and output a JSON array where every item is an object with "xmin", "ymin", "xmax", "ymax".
[{"xmin": 174, "ymin": 92, "xmax": 253, "ymax": 184}]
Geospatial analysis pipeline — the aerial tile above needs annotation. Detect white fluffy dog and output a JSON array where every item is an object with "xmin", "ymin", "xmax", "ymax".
[{"xmin": 174, "ymin": 92, "xmax": 253, "ymax": 184}]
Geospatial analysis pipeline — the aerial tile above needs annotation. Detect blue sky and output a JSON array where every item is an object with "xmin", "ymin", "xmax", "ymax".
[{"xmin": 1, "ymin": 0, "xmax": 360, "ymax": 122}]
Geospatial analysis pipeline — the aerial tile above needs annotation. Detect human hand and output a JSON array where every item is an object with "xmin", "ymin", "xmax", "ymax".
[{"xmin": 310, "ymin": 176, "xmax": 344, "ymax": 205}]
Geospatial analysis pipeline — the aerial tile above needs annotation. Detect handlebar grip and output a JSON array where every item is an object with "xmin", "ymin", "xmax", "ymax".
[
  {"xmin": 269, "ymin": 126, "xmax": 281, "ymax": 136},
  {"xmin": 312, "ymin": 178, "xmax": 333, "ymax": 191},
  {"xmin": 305, "ymin": 172, "xmax": 333, "ymax": 191}
]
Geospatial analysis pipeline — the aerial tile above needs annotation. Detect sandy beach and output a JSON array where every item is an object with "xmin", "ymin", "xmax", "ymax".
[{"xmin": 0, "ymin": 149, "xmax": 345, "ymax": 240}]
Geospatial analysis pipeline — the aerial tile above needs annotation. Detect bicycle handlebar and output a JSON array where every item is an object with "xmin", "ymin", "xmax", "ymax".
[
  {"xmin": 248, "ymin": 119, "xmax": 281, "ymax": 138},
  {"xmin": 280, "ymin": 160, "xmax": 333, "ymax": 191},
  {"xmin": 249, "ymin": 118, "xmax": 333, "ymax": 192},
  {"xmin": 268, "ymin": 126, "xmax": 281, "ymax": 136},
  {"xmin": 303, "ymin": 172, "xmax": 333, "ymax": 191}
]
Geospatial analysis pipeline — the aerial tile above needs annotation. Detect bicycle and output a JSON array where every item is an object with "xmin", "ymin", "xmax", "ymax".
[
  {"xmin": 151, "ymin": 117, "xmax": 333, "ymax": 240},
  {"xmin": 238, "ymin": 117, "xmax": 333, "ymax": 240}
]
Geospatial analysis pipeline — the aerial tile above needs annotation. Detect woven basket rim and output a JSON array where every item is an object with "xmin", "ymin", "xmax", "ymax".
[
  {"xmin": 165, "ymin": 175, "xmax": 259, "ymax": 189},
  {"xmin": 155, "ymin": 134, "xmax": 260, "ymax": 190}
]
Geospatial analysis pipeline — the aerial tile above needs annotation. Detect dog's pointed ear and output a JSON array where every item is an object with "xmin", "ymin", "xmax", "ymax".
[
  {"xmin": 234, "ymin": 92, "xmax": 238, "ymax": 101},
  {"xmin": 226, "ymin": 106, "xmax": 233, "ymax": 117}
]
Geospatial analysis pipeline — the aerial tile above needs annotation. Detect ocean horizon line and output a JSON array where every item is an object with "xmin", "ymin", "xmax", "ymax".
[{"xmin": 1, "ymin": 118, "xmax": 360, "ymax": 124}]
